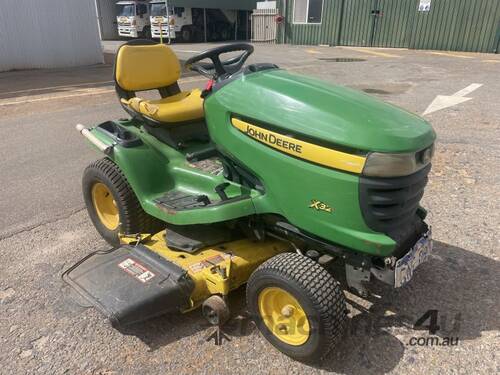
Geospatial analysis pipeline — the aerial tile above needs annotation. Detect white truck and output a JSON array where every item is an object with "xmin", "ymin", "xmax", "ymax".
[
  {"xmin": 116, "ymin": 0, "xmax": 151, "ymax": 38},
  {"xmin": 149, "ymin": 2, "xmax": 193, "ymax": 41},
  {"xmin": 149, "ymin": 2, "xmax": 237, "ymax": 42}
]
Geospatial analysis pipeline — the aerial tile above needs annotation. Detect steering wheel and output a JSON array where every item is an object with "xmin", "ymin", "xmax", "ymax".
[{"xmin": 185, "ymin": 43, "xmax": 254, "ymax": 79}]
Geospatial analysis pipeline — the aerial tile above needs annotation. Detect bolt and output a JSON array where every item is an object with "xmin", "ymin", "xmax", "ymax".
[
  {"xmin": 281, "ymin": 305, "xmax": 295, "ymax": 318},
  {"xmin": 277, "ymin": 324, "xmax": 288, "ymax": 333}
]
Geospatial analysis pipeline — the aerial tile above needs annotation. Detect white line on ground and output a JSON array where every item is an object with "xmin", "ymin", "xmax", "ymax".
[
  {"xmin": 452, "ymin": 83, "xmax": 483, "ymax": 97},
  {"xmin": 0, "ymin": 76, "xmax": 208, "ymax": 106},
  {"xmin": 1, "ymin": 81, "xmax": 114, "ymax": 96},
  {"xmin": 428, "ymin": 51, "xmax": 473, "ymax": 59},
  {"xmin": 0, "ymin": 88, "xmax": 115, "ymax": 106},
  {"xmin": 0, "ymin": 64, "xmax": 322, "ymax": 106},
  {"xmin": 340, "ymin": 47, "xmax": 402, "ymax": 58},
  {"xmin": 306, "ymin": 49, "xmax": 322, "ymax": 54},
  {"xmin": 423, "ymin": 83, "xmax": 483, "ymax": 115}
]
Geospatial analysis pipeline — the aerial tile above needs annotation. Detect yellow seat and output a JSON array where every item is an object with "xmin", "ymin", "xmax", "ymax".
[{"xmin": 115, "ymin": 43, "xmax": 204, "ymax": 123}]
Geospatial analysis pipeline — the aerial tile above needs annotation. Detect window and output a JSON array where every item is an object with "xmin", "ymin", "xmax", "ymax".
[
  {"xmin": 118, "ymin": 4, "xmax": 135, "ymax": 17},
  {"xmin": 174, "ymin": 7, "xmax": 185, "ymax": 17},
  {"xmin": 150, "ymin": 3, "xmax": 166, "ymax": 17},
  {"xmin": 137, "ymin": 4, "xmax": 148, "ymax": 16},
  {"xmin": 293, "ymin": 0, "xmax": 323, "ymax": 24}
]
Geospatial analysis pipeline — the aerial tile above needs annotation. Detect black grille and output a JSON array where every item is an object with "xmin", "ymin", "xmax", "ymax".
[{"xmin": 359, "ymin": 164, "xmax": 431, "ymax": 234}]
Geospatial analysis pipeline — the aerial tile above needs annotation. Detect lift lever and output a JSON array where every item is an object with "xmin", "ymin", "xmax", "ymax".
[{"xmin": 215, "ymin": 182, "xmax": 230, "ymax": 201}]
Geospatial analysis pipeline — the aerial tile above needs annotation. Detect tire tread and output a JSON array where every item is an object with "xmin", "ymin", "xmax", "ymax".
[
  {"xmin": 247, "ymin": 252, "xmax": 347, "ymax": 360},
  {"xmin": 83, "ymin": 158, "xmax": 163, "ymax": 237}
]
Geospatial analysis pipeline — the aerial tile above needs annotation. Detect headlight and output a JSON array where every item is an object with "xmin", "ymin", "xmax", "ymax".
[{"xmin": 362, "ymin": 144, "xmax": 434, "ymax": 177}]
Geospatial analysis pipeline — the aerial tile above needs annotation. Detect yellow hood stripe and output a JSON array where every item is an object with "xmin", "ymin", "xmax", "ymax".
[{"xmin": 231, "ymin": 118, "xmax": 366, "ymax": 174}]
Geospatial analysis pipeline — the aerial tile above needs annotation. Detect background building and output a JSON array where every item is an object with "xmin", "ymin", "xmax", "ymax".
[
  {"xmin": 0, "ymin": 0, "xmax": 103, "ymax": 72},
  {"xmin": 1, "ymin": 0, "xmax": 498, "ymax": 73},
  {"xmin": 94, "ymin": 0, "xmax": 259, "ymax": 41},
  {"xmin": 273, "ymin": 0, "xmax": 500, "ymax": 53}
]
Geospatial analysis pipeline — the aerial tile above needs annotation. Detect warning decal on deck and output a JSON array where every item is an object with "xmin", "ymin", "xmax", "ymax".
[
  {"xmin": 188, "ymin": 254, "xmax": 231, "ymax": 274},
  {"xmin": 118, "ymin": 258, "xmax": 155, "ymax": 283}
]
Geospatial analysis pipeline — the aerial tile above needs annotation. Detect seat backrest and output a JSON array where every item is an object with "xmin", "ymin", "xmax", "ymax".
[{"xmin": 115, "ymin": 44, "xmax": 181, "ymax": 92}]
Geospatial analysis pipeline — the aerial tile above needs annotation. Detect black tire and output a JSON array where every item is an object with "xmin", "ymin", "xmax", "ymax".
[
  {"xmin": 180, "ymin": 27, "xmax": 192, "ymax": 42},
  {"xmin": 82, "ymin": 158, "xmax": 163, "ymax": 246},
  {"xmin": 142, "ymin": 26, "xmax": 152, "ymax": 39},
  {"xmin": 247, "ymin": 252, "xmax": 347, "ymax": 362}
]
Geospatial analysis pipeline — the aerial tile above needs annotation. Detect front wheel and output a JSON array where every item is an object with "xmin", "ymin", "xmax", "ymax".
[
  {"xmin": 82, "ymin": 158, "xmax": 163, "ymax": 246},
  {"xmin": 246, "ymin": 252, "xmax": 347, "ymax": 362}
]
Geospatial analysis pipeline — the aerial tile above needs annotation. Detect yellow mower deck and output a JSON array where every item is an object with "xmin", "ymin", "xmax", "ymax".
[{"xmin": 121, "ymin": 231, "xmax": 291, "ymax": 311}]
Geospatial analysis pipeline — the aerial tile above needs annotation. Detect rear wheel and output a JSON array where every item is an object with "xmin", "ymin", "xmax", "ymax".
[
  {"xmin": 247, "ymin": 252, "xmax": 347, "ymax": 362},
  {"xmin": 82, "ymin": 158, "xmax": 163, "ymax": 246}
]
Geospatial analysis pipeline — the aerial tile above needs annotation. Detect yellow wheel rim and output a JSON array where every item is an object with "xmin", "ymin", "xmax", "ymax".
[
  {"xmin": 258, "ymin": 287, "xmax": 310, "ymax": 346},
  {"xmin": 91, "ymin": 182, "xmax": 119, "ymax": 230}
]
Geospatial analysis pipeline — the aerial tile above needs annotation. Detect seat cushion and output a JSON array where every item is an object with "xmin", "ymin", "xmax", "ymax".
[{"xmin": 121, "ymin": 89, "xmax": 204, "ymax": 123}]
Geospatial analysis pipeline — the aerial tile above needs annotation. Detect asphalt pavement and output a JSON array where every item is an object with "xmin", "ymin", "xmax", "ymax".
[{"xmin": 0, "ymin": 43, "xmax": 498, "ymax": 374}]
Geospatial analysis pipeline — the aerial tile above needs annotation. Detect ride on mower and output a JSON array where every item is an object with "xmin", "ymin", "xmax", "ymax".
[{"xmin": 65, "ymin": 40, "xmax": 435, "ymax": 361}]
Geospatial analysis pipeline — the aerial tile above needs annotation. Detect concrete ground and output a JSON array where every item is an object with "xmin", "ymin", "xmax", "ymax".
[{"xmin": 0, "ymin": 42, "xmax": 499, "ymax": 374}]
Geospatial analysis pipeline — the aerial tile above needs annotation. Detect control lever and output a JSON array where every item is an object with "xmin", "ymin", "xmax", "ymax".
[
  {"xmin": 196, "ymin": 195, "xmax": 211, "ymax": 206},
  {"xmin": 215, "ymin": 182, "xmax": 230, "ymax": 201}
]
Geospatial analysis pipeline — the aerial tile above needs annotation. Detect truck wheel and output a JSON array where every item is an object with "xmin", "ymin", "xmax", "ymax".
[
  {"xmin": 180, "ymin": 27, "xmax": 192, "ymax": 42},
  {"xmin": 246, "ymin": 252, "xmax": 347, "ymax": 362},
  {"xmin": 82, "ymin": 158, "xmax": 163, "ymax": 246}
]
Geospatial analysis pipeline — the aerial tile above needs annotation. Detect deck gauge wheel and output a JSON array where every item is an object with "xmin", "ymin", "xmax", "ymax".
[{"xmin": 202, "ymin": 295, "xmax": 230, "ymax": 325}]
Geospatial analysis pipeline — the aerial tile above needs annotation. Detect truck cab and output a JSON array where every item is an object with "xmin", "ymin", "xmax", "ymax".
[
  {"xmin": 149, "ymin": 2, "xmax": 193, "ymax": 41},
  {"xmin": 116, "ymin": 0, "xmax": 151, "ymax": 38}
]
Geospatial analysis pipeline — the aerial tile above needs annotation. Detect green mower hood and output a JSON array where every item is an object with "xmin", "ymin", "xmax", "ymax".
[{"xmin": 214, "ymin": 69, "xmax": 435, "ymax": 153}]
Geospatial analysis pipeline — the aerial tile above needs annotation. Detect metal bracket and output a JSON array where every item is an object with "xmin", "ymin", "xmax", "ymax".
[
  {"xmin": 370, "ymin": 266, "xmax": 395, "ymax": 285},
  {"xmin": 345, "ymin": 264, "xmax": 371, "ymax": 297}
]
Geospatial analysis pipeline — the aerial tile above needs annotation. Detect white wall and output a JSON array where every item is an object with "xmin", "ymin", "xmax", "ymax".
[
  {"xmin": 0, "ymin": 0, "xmax": 103, "ymax": 72},
  {"xmin": 95, "ymin": 0, "xmax": 119, "ymax": 40}
]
